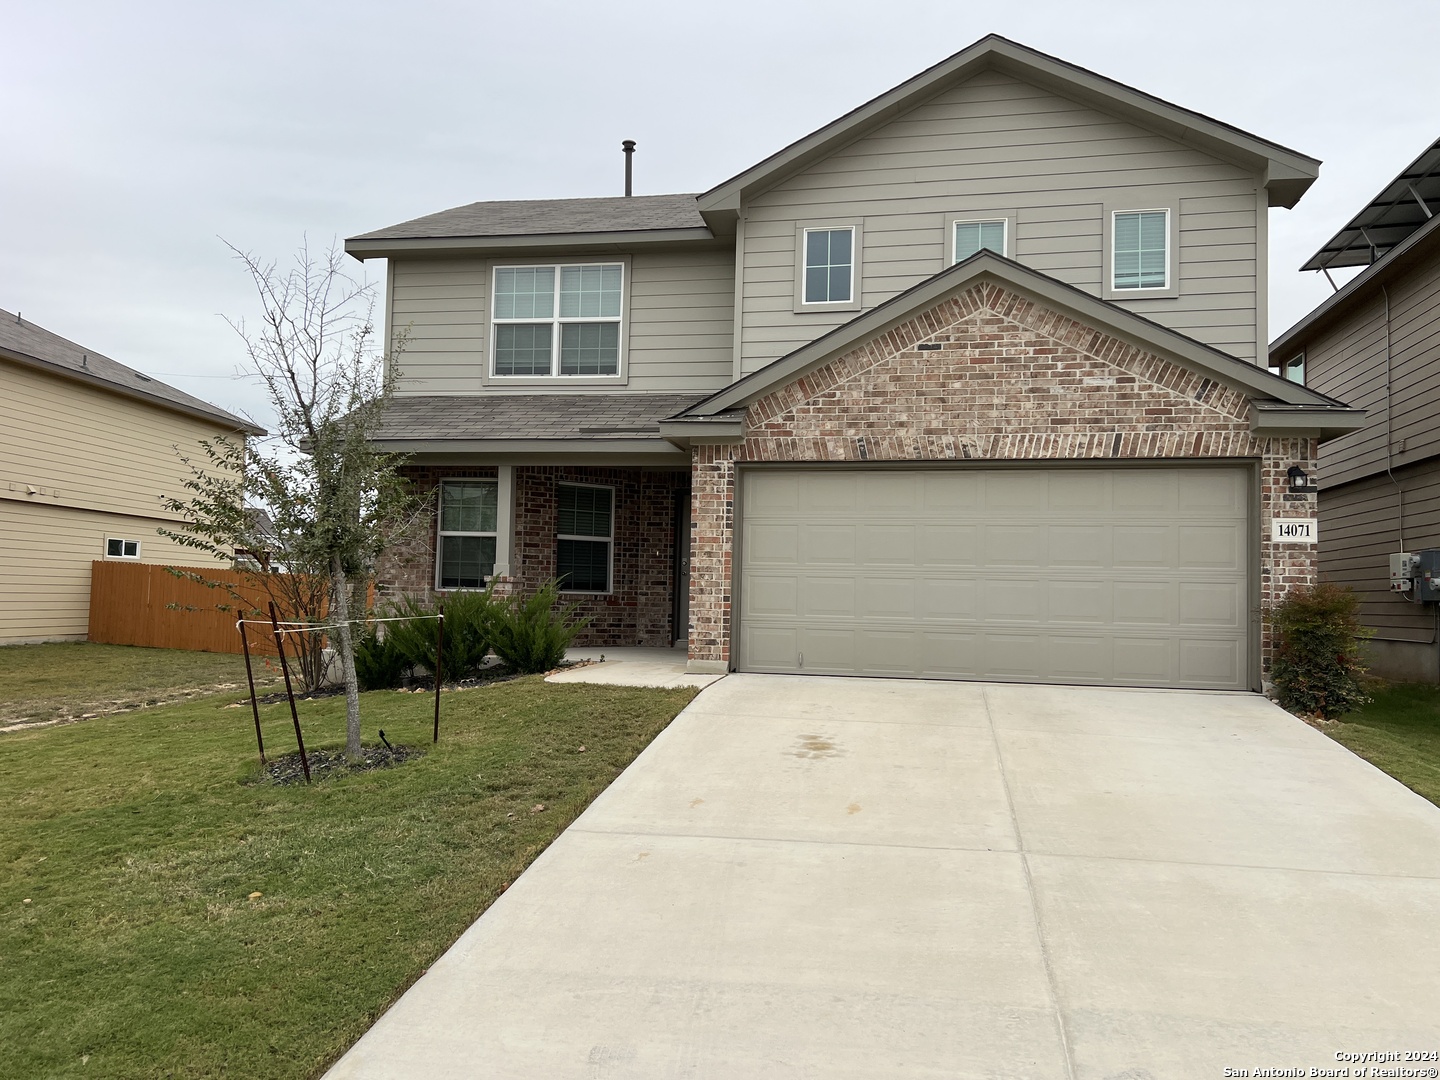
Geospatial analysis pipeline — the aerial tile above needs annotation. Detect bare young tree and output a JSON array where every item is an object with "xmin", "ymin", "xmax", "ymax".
[{"xmin": 163, "ymin": 240, "xmax": 417, "ymax": 761}]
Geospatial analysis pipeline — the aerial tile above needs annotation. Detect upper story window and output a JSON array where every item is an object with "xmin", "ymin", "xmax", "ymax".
[
  {"xmin": 437, "ymin": 480, "xmax": 497, "ymax": 589},
  {"xmin": 802, "ymin": 228, "xmax": 855, "ymax": 305},
  {"xmin": 492, "ymin": 264, "xmax": 623, "ymax": 378},
  {"xmin": 953, "ymin": 220, "xmax": 1007, "ymax": 262},
  {"xmin": 1268, "ymin": 353, "xmax": 1305, "ymax": 385},
  {"xmin": 1112, "ymin": 210, "xmax": 1169, "ymax": 290}
]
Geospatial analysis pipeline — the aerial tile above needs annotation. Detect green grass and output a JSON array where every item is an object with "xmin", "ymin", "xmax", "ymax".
[
  {"xmin": 0, "ymin": 643, "xmax": 280, "ymax": 726},
  {"xmin": 1325, "ymin": 682, "xmax": 1440, "ymax": 807},
  {"xmin": 0, "ymin": 676, "xmax": 696, "ymax": 1078}
]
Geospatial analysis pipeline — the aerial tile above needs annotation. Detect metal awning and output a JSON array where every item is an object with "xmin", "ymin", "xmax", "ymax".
[{"xmin": 1303, "ymin": 138, "xmax": 1440, "ymax": 270}]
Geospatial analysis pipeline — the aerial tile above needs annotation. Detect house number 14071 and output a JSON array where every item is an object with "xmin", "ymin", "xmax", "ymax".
[{"xmin": 1271, "ymin": 518, "xmax": 1318, "ymax": 543}]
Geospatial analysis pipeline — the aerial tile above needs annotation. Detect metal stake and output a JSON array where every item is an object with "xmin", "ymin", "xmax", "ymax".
[
  {"xmin": 238, "ymin": 619, "xmax": 265, "ymax": 764},
  {"xmin": 433, "ymin": 605, "xmax": 444, "ymax": 744},
  {"xmin": 268, "ymin": 601, "xmax": 310, "ymax": 783}
]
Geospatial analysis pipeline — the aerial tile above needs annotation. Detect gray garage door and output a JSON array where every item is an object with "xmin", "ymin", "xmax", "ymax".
[{"xmin": 737, "ymin": 466, "xmax": 1252, "ymax": 690}]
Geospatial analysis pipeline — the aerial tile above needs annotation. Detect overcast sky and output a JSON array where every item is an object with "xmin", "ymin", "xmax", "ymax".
[{"xmin": 3, "ymin": 0, "xmax": 1432, "ymax": 429}]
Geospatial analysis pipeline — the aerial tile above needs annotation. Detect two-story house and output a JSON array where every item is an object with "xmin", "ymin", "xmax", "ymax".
[
  {"xmin": 345, "ymin": 35, "xmax": 1362, "ymax": 692},
  {"xmin": 0, "ymin": 308, "xmax": 263, "ymax": 643},
  {"xmin": 1270, "ymin": 136, "xmax": 1440, "ymax": 681}
]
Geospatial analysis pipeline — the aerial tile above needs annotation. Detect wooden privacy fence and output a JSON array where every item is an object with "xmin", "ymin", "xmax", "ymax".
[{"xmin": 87, "ymin": 561, "xmax": 325, "ymax": 656}]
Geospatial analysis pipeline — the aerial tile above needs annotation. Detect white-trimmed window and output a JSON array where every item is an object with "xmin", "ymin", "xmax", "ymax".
[
  {"xmin": 802, "ymin": 227, "xmax": 855, "ymax": 305},
  {"xmin": 105, "ymin": 538, "xmax": 140, "ymax": 559},
  {"xmin": 953, "ymin": 219, "xmax": 1007, "ymax": 262},
  {"xmin": 1112, "ymin": 209, "xmax": 1170, "ymax": 290},
  {"xmin": 437, "ymin": 480, "xmax": 497, "ymax": 589},
  {"xmin": 492, "ymin": 264, "xmax": 623, "ymax": 377},
  {"xmin": 1269, "ymin": 353, "xmax": 1306, "ymax": 385},
  {"xmin": 557, "ymin": 483, "xmax": 613, "ymax": 594}
]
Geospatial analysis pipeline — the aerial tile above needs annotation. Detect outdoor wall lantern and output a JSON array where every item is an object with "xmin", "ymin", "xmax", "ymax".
[{"xmin": 1287, "ymin": 466, "xmax": 1318, "ymax": 493}]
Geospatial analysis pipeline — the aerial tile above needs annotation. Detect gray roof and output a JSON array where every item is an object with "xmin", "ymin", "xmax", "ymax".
[
  {"xmin": 351, "ymin": 193, "xmax": 705, "ymax": 242},
  {"xmin": 373, "ymin": 393, "xmax": 704, "ymax": 442},
  {"xmin": 0, "ymin": 307, "xmax": 263, "ymax": 434},
  {"xmin": 1302, "ymin": 136, "xmax": 1440, "ymax": 271}
]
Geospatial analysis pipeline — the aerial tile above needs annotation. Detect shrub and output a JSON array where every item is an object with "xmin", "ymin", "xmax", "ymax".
[
  {"xmin": 385, "ymin": 587, "xmax": 495, "ymax": 683},
  {"xmin": 353, "ymin": 623, "xmax": 409, "ymax": 691},
  {"xmin": 488, "ymin": 580, "xmax": 591, "ymax": 674},
  {"xmin": 1266, "ymin": 582, "xmax": 1372, "ymax": 720}
]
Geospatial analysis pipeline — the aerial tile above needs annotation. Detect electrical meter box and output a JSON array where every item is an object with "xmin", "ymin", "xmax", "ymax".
[
  {"xmin": 1417, "ymin": 549, "xmax": 1440, "ymax": 602},
  {"xmin": 1392, "ymin": 552, "xmax": 1419, "ymax": 592}
]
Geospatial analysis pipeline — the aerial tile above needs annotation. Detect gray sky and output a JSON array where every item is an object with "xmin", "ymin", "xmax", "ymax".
[{"xmin": 3, "ymin": 0, "xmax": 1432, "ymax": 428}]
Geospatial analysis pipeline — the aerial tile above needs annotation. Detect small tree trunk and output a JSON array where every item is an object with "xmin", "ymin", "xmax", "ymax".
[{"xmin": 329, "ymin": 555, "xmax": 363, "ymax": 762}]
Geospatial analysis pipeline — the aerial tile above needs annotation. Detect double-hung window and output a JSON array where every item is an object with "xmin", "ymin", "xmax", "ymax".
[
  {"xmin": 493, "ymin": 264, "xmax": 623, "ymax": 378},
  {"xmin": 953, "ymin": 219, "xmax": 1007, "ymax": 262},
  {"xmin": 437, "ymin": 480, "xmax": 497, "ymax": 589},
  {"xmin": 557, "ymin": 483, "xmax": 612, "ymax": 594},
  {"xmin": 1112, "ymin": 210, "xmax": 1169, "ymax": 290},
  {"xmin": 802, "ymin": 227, "xmax": 854, "ymax": 305}
]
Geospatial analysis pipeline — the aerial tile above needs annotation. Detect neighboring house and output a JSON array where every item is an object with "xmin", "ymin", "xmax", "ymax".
[
  {"xmin": 0, "ymin": 308, "xmax": 264, "ymax": 644},
  {"xmin": 346, "ymin": 34, "xmax": 1361, "ymax": 692},
  {"xmin": 1270, "ymin": 137, "xmax": 1440, "ymax": 681}
]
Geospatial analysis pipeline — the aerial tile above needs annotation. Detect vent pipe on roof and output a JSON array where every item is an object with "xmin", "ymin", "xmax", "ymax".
[{"xmin": 622, "ymin": 140, "xmax": 636, "ymax": 197}]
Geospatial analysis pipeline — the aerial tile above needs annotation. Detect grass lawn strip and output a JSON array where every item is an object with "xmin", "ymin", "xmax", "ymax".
[
  {"xmin": 0, "ymin": 642, "xmax": 281, "ymax": 728},
  {"xmin": 1324, "ymin": 682, "xmax": 1440, "ymax": 808},
  {"xmin": 0, "ymin": 676, "xmax": 696, "ymax": 1079}
]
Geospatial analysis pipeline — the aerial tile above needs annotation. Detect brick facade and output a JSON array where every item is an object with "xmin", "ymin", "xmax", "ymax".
[
  {"xmin": 688, "ymin": 281, "xmax": 1318, "ymax": 683},
  {"xmin": 379, "ymin": 464, "xmax": 687, "ymax": 648}
]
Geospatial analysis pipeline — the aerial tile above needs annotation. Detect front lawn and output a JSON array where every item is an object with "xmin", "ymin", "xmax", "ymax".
[
  {"xmin": 0, "ymin": 676, "xmax": 696, "ymax": 1078},
  {"xmin": 1325, "ymin": 682, "xmax": 1440, "ymax": 807},
  {"xmin": 0, "ymin": 642, "xmax": 280, "ymax": 728}
]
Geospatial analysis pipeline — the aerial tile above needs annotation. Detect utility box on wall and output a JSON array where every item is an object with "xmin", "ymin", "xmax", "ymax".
[
  {"xmin": 1392, "ymin": 552, "xmax": 1420, "ymax": 593},
  {"xmin": 1417, "ymin": 549, "xmax": 1440, "ymax": 602}
]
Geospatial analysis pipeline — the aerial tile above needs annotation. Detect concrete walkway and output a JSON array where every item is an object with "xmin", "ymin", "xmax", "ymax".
[
  {"xmin": 545, "ymin": 647, "xmax": 724, "ymax": 690},
  {"xmin": 326, "ymin": 675, "xmax": 1440, "ymax": 1079}
]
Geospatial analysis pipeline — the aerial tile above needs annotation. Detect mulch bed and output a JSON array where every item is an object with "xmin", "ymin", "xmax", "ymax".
[{"xmin": 260, "ymin": 743, "xmax": 425, "ymax": 785}]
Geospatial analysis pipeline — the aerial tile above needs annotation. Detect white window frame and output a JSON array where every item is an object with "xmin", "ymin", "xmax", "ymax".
[
  {"xmin": 435, "ymin": 479, "xmax": 499, "ymax": 591},
  {"xmin": 951, "ymin": 217, "xmax": 1010, "ymax": 263},
  {"xmin": 1269, "ymin": 352, "xmax": 1305, "ymax": 385},
  {"xmin": 104, "ymin": 537, "xmax": 140, "ymax": 559},
  {"xmin": 489, "ymin": 262, "xmax": 625, "ymax": 381},
  {"xmin": 556, "ymin": 482, "xmax": 614, "ymax": 596},
  {"xmin": 794, "ymin": 222, "xmax": 863, "ymax": 313},
  {"xmin": 1108, "ymin": 207, "xmax": 1172, "ymax": 293}
]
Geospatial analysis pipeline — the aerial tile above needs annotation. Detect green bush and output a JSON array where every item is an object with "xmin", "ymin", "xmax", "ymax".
[
  {"xmin": 353, "ymin": 623, "xmax": 409, "ymax": 691},
  {"xmin": 488, "ymin": 580, "xmax": 591, "ymax": 674},
  {"xmin": 1266, "ymin": 582, "xmax": 1372, "ymax": 720},
  {"xmin": 385, "ymin": 587, "xmax": 495, "ymax": 683}
]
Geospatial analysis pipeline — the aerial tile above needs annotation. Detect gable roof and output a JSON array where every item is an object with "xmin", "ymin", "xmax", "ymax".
[
  {"xmin": 346, "ymin": 193, "xmax": 711, "ymax": 260},
  {"xmin": 698, "ymin": 34, "xmax": 1319, "ymax": 221},
  {"xmin": 1302, "ymin": 136, "xmax": 1440, "ymax": 271},
  {"xmin": 667, "ymin": 252, "xmax": 1363, "ymax": 440},
  {"xmin": 0, "ymin": 308, "xmax": 263, "ymax": 435}
]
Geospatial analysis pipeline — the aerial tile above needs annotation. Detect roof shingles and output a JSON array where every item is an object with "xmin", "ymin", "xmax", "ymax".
[
  {"xmin": 352, "ymin": 193, "xmax": 704, "ymax": 242},
  {"xmin": 373, "ymin": 393, "xmax": 703, "ymax": 442}
]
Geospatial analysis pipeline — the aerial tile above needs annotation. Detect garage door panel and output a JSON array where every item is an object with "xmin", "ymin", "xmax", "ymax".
[{"xmin": 740, "ymin": 467, "xmax": 1251, "ymax": 690}]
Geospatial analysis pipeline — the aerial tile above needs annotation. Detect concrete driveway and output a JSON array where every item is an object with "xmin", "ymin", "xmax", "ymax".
[{"xmin": 326, "ymin": 675, "xmax": 1440, "ymax": 1080}]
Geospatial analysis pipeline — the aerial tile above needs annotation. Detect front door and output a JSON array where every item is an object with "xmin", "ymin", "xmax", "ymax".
[{"xmin": 673, "ymin": 488, "xmax": 691, "ymax": 648}]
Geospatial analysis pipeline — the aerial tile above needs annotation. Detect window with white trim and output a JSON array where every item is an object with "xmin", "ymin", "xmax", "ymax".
[
  {"xmin": 1112, "ymin": 210, "xmax": 1169, "ymax": 290},
  {"xmin": 802, "ymin": 227, "xmax": 854, "ymax": 304},
  {"xmin": 105, "ymin": 538, "xmax": 140, "ymax": 559},
  {"xmin": 953, "ymin": 219, "xmax": 1006, "ymax": 262},
  {"xmin": 492, "ymin": 264, "xmax": 623, "ymax": 377},
  {"xmin": 437, "ymin": 480, "xmax": 497, "ymax": 589},
  {"xmin": 1268, "ymin": 353, "xmax": 1305, "ymax": 385},
  {"xmin": 557, "ymin": 483, "xmax": 612, "ymax": 594}
]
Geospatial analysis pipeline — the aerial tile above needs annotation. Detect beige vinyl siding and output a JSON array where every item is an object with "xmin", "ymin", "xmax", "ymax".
[
  {"xmin": 0, "ymin": 359, "xmax": 241, "ymax": 643},
  {"xmin": 0, "ymin": 501, "xmax": 222, "ymax": 643},
  {"xmin": 738, "ymin": 69, "xmax": 1262, "ymax": 374},
  {"xmin": 0, "ymin": 359, "xmax": 238, "ymax": 521},
  {"xmin": 1307, "ymin": 244, "xmax": 1440, "ymax": 488},
  {"xmin": 388, "ymin": 249, "xmax": 736, "ymax": 395},
  {"xmin": 1318, "ymin": 461, "xmax": 1440, "ymax": 643}
]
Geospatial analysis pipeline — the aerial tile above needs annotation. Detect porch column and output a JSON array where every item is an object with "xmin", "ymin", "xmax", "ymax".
[{"xmin": 493, "ymin": 464, "xmax": 515, "ymax": 579}]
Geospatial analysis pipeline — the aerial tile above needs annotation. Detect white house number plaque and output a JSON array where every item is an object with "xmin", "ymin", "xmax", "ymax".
[{"xmin": 1270, "ymin": 518, "xmax": 1318, "ymax": 544}]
